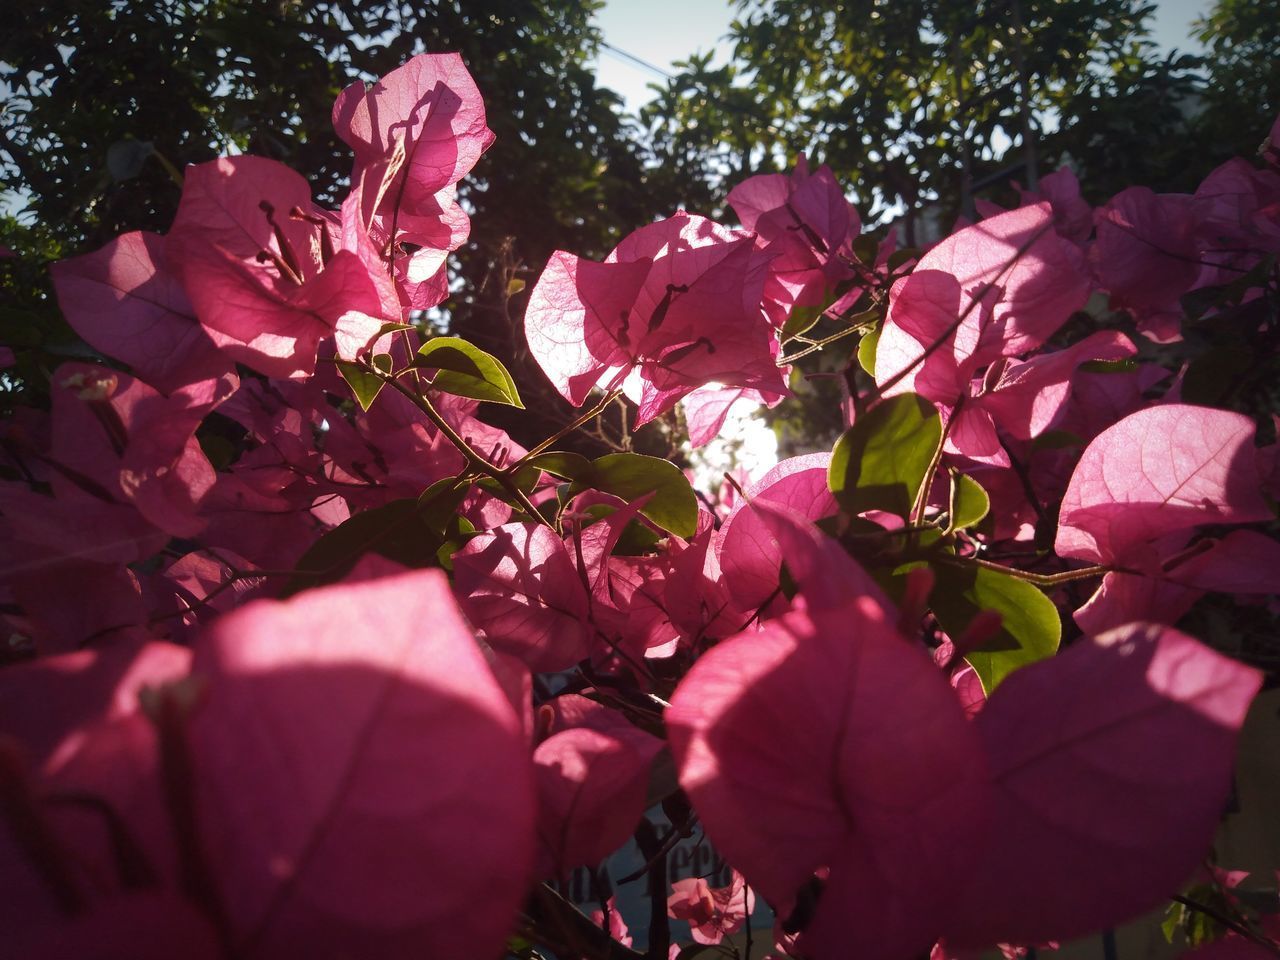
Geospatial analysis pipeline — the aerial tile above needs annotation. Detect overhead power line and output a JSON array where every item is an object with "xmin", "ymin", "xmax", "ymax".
[{"xmin": 599, "ymin": 41, "xmax": 676, "ymax": 81}]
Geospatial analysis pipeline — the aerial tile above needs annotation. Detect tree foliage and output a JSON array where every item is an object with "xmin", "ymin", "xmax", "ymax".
[
  {"xmin": 641, "ymin": 0, "xmax": 1279, "ymax": 231},
  {"xmin": 642, "ymin": 0, "xmax": 1158, "ymax": 226}
]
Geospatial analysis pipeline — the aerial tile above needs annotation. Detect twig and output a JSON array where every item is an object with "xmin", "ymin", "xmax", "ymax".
[
  {"xmin": 934, "ymin": 552, "xmax": 1111, "ymax": 587},
  {"xmin": 514, "ymin": 388, "xmax": 624, "ymax": 467},
  {"xmin": 373, "ymin": 368, "xmax": 553, "ymax": 529},
  {"xmin": 777, "ymin": 319, "xmax": 875, "ymax": 365},
  {"xmin": 910, "ymin": 398, "xmax": 958, "ymax": 526},
  {"xmin": 1171, "ymin": 896, "xmax": 1280, "ymax": 956}
]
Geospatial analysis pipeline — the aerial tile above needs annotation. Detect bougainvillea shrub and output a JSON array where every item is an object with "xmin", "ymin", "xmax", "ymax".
[{"xmin": 2, "ymin": 52, "xmax": 1279, "ymax": 960}]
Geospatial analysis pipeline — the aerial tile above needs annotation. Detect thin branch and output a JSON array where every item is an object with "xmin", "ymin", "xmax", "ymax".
[
  {"xmin": 616, "ymin": 819, "xmax": 695, "ymax": 884},
  {"xmin": 934, "ymin": 552, "xmax": 1111, "ymax": 587},
  {"xmin": 373, "ymin": 368, "xmax": 553, "ymax": 530},
  {"xmin": 777, "ymin": 319, "xmax": 874, "ymax": 365},
  {"xmin": 514, "ymin": 388, "xmax": 624, "ymax": 467},
  {"xmin": 1171, "ymin": 896, "xmax": 1280, "ymax": 956},
  {"xmin": 527, "ymin": 884, "xmax": 646, "ymax": 960},
  {"xmin": 911, "ymin": 398, "xmax": 958, "ymax": 526}
]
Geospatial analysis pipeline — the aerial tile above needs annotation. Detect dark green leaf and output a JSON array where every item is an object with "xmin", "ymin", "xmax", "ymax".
[
  {"xmin": 781, "ymin": 285, "xmax": 856, "ymax": 343},
  {"xmin": 929, "ymin": 562, "xmax": 1061, "ymax": 692},
  {"xmin": 435, "ymin": 515, "xmax": 477, "ymax": 571},
  {"xmin": 782, "ymin": 299, "xmax": 827, "ymax": 342},
  {"xmin": 525, "ymin": 451, "xmax": 593, "ymax": 482},
  {"xmin": 828, "ymin": 393, "xmax": 941, "ymax": 519},
  {"xmin": 375, "ymin": 321, "xmax": 415, "ymax": 339},
  {"xmin": 1179, "ymin": 285, "xmax": 1224, "ymax": 323},
  {"xmin": 106, "ymin": 139, "xmax": 153, "ymax": 181},
  {"xmin": 1031, "ymin": 429, "xmax": 1085, "ymax": 451},
  {"xmin": 414, "ymin": 336, "xmax": 523, "ymax": 407},
  {"xmin": 852, "ymin": 234, "xmax": 879, "ymax": 265},
  {"xmin": 587, "ymin": 453, "xmax": 698, "ymax": 538},
  {"xmin": 334, "ymin": 359, "xmax": 385, "ymax": 412},
  {"xmin": 645, "ymin": 748, "xmax": 679, "ymax": 807},
  {"xmin": 197, "ymin": 434, "xmax": 237, "ymax": 472},
  {"xmin": 948, "ymin": 471, "xmax": 989, "ymax": 531},
  {"xmin": 416, "ymin": 477, "xmax": 471, "ymax": 528},
  {"xmin": 528, "ymin": 450, "xmax": 696, "ymax": 536},
  {"xmin": 471, "ymin": 462, "xmax": 544, "ymax": 509},
  {"xmin": 285, "ymin": 499, "xmax": 446, "ymax": 595},
  {"xmin": 886, "ymin": 247, "xmax": 921, "ymax": 272},
  {"xmin": 1078, "ymin": 358, "xmax": 1138, "ymax": 374},
  {"xmin": 1181, "ymin": 344, "xmax": 1253, "ymax": 406},
  {"xmin": 857, "ymin": 324, "xmax": 881, "ymax": 375},
  {"xmin": 583, "ymin": 504, "xmax": 663, "ymax": 554}
]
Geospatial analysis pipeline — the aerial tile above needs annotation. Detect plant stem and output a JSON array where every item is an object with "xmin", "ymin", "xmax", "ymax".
[
  {"xmin": 528, "ymin": 884, "xmax": 647, "ymax": 960},
  {"xmin": 1172, "ymin": 895, "xmax": 1280, "ymax": 956},
  {"xmin": 911, "ymin": 399, "xmax": 958, "ymax": 526},
  {"xmin": 514, "ymin": 388, "xmax": 624, "ymax": 466},
  {"xmin": 936, "ymin": 552, "xmax": 1111, "ymax": 587},
  {"xmin": 373, "ymin": 368, "xmax": 553, "ymax": 530},
  {"xmin": 777, "ymin": 318, "xmax": 875, "ymax": 365}
]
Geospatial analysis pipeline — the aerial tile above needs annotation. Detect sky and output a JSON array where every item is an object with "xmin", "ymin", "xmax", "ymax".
[{"xmin": 591, "ymin": 0, "xmax": 1214, "ymax": 114}]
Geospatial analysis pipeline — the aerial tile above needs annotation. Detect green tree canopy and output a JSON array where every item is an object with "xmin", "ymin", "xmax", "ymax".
[{"xmin": 639, "ymin": 0, "xmax": 1278, "ymax": 235}]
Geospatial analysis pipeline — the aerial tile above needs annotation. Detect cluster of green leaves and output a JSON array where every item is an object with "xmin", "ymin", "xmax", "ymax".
[
  {"xmin": 642, "ymin": 0, "xmax": 1162, "ymax": 226},
  {"xmin": 827, "ymin": 392, "xmax": 1058, "ymax": 693},
  {"xmin": 639, "ymin": 0, "xmax": 1278, "ymax": 226}
]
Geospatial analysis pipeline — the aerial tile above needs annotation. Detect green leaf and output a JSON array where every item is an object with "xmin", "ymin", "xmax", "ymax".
[
  {"xmin": 435, "ymin": 515, "xmax": 477, "ymax": 571},
  {"xmin": 416, "ymin": 477, "xmax": 471, "ymax": 528},
  {"xmin": 525, "ymin": 451, "xmax": 593, "ymax": 482},
  {"xmin": 1031, "ymin": 429, "xmax": 1085, "ymax": 451},
  {"xmin": 948, "ymin": 471, "xmax": 989, "ymax": 531},
  {"xmin": 375, "ymin": 321, "xmax": 415, "ymax": 338},
  {"xmin": 929, "ymin": 562, "xmax": 1061, "ymax": 693},
  {"xmin": 780, "ymin": 285, "xmax": 866, "ymax": 343},
  {"xmin": 583, "ymin": 504, "xmax": 663, "ymax": 554},
  {"xmin": 645, "ymin": 747, "xmax": 679, "ymax": 807},
  {"xmin": 285, "ymin": 499, "xmax": 446, "ymax": 595},
  {"xmin": 851, "ymin": 234, "xmax": 879, "ymax": 265},
  {"xmin": 886, "ymin": 247, "xmax": 921, "ymax": 273},
  {"xmin": 106, "ymin": 139, "xmax": 154, "ymax": 181},
  {"xmin": 471, "ymin": 465, "xmax": 544, "ymax": 511},
  {"xmin": 1181, "ymin": 344, "xmax": 1253, "ymax": 407},
  {"xmin": 782, "ymin": 299, "xmax": 827, "ymax": 342},
  {"xmin": 587, "ymin": 453, "xmax": 697, "ymax": 538},
  {"xmin": 527, "ymin": 450, "xmax": 698, "ymax": 538},
  {"xmin": 414, "ymin": 336, "xmax": 524, "ymax": 407},
  {"xmin": 197, "ymin": 433, "xmax": 236, "ymax": 472},
  {"xmin": 857, "ymin": 324, "xmax": 881, "ymax": 375},
  {"xmin": 334, "ymin": 359, "xmax": 385, "ymax": 412},
  {"xmin": 1078, "ymin": 358, "xmax": 1138, "ymax": 374},
  {"xmin": 828, "ymin": 393, "xmax": 941, "ymax": 519},
  {"xmin": 1178, "ymin": 285, "xmax": 1223, "ymax": 323}
]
